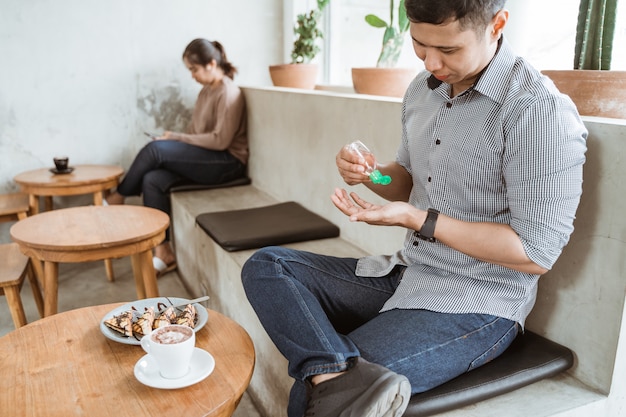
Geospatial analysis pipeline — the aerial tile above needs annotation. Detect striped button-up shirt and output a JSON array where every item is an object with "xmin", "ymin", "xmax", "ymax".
[{"xmin": 356, "ymin": 38, "xmax": 587, "ymax": 327}]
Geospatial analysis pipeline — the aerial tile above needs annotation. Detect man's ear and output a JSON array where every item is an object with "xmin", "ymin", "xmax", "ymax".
[{"xmin": 492, "ymin": 9, "xmax": 509, "ymax": 39}]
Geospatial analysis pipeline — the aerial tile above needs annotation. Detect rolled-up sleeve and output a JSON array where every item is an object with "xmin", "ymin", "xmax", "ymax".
[{"xmin": 504, "ymin": 95, "xmax": 587, "ymax": 269}]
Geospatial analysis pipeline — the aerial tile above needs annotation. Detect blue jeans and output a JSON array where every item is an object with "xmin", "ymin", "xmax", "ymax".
[
  {"xmin": 116, "ymin": 140, "xmax": 246, "ymax": 241},
  {"xmin": 241, "ymin": 246, "xmax": 519, "ymax": 417}
]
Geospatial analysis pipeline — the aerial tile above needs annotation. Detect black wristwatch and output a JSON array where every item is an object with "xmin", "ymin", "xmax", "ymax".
[{"xmin": 416, "ymin": 208, "xmax": 439, "ymax": 242}]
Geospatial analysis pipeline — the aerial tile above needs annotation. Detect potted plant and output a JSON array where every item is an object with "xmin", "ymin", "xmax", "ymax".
[
  {"xmin": 352, "ymin": 0, "xmax": 418, "ymax": 97},
  {"xmin": 539, "ymin": 1, "xmax": 626, "ymax": 119},
  {"xmin": 269, "ymin": 0, "xmax": 330, "ymax": 90}
]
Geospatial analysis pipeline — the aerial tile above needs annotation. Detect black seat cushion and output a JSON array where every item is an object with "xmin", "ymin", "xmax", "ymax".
[
  {"xmin": 196, "ymin": 201, "xmax": 340, "ymax": 252},
  {"xmin": 170, "ymin": 176, "xmax": 251, "ymax": 193},
  {"xmin": 404, "ymin": 331, "xmax": 574, "ymax": 416}
]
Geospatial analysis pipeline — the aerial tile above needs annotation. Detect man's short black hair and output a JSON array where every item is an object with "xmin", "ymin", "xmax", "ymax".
[{"xmin": 404, "ymin": 0, "xmax": 507, "ymax": 32}]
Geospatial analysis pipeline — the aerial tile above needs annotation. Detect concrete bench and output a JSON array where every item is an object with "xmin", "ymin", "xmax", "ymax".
[
  {"xmin": 171, "ymin": 184, "xmax": 595, "ymax": 417},
  {"xmin": 172, "ymin": 185, "xmax": 369, "ymax": 417},
  {"xmin": 169, "ymin": 176, "xmax": 251, "ymax": 193}
]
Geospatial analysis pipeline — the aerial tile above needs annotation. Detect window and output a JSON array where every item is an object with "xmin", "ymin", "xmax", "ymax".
[{"xmin": 287, "ymin": 0, "xmax": 626, "ymax": 87}]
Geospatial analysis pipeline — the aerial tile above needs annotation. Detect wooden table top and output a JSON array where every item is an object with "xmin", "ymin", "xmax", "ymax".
[
  {"xmin": 10, "ymin": 205, "xmax": 169, "ymax": 258},
  {"xmin": 14, "ymin": 164, "xmax": 124, "ymax": 195},
  {"xmin": 0, "ymin": 303, "xmax": 256, "ymax": 417}
]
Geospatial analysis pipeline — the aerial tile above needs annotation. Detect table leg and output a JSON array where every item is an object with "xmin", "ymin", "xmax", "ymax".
[
  {"xmin": 104, "ymin": 259, "xmax": 115, "ymax": 282},
  {"xmin": 93, "ymin": 191, "xmax": 116, "ymax": 282},
  {"xmin": 29, "ymin": 258, "xmax": 45, "ymax": 288},
  {"xmin": 28, "ymin": 194, "xmax": 39, "ymax": 215},
  {"xmin": 43, "ymin": 261, "xmax": 59, "ymax": 317},
  {"xmin": 44, "ymin": 196, "xmax": 53, "ymax": 211},
  {"xmin": 130, "ymin": 250, "xmax": 159, "ymax": 299},
  {"xmin": 27, "ymin": 261, "xmax": 45, "ymax": 318},
  {"xmin": 93, "ymin": 191, "xmax": 104, "ymax": 206}
]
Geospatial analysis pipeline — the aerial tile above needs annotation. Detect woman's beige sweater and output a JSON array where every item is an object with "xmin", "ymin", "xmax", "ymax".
[{"xmin": 169, "ymin": 76, "xmax": 248, "ymax": 164}]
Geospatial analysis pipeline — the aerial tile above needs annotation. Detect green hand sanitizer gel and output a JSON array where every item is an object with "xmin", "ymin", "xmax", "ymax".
[{"xmin": 348, "ymin": 140, "xmax": 392, "ymax": 185}]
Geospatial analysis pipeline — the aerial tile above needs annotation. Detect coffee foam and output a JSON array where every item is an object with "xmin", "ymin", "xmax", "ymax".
[{"xmin": 152, "ymin": 326, "xmax": 192, "ymax": 345}]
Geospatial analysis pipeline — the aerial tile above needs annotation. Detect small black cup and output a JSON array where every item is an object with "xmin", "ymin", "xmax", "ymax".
[{"xmin": 53, "ymin": 156, "xmax": 69, "ymax": 171}]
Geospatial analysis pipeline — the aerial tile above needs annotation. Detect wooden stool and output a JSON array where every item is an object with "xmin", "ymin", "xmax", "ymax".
[
  {"xmin": 0, "ymin": 243, "xmax": 44, "ymax": 328},
  {"xmin": 0, "ymin": 192, "xmax": 29, "ymax": 222},
  {"xmin": 0, "ymin": 192, "xmax": 44, "ymax": 287}
]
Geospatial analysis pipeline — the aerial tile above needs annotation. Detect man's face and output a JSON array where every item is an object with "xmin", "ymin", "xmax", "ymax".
[{"xmin": 410, "ymin": 18, "xmax": 497, "ymax": 92}]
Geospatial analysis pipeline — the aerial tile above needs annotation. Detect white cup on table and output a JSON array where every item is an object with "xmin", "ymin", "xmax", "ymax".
[{"xmin": 141, "ymin": 324, "xmax": 195, "ymax": 379}]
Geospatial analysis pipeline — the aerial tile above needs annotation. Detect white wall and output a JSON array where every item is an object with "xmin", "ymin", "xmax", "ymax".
[{"xmin": 0, "ymin": 0, "xmax": 281, "ymax": 197}]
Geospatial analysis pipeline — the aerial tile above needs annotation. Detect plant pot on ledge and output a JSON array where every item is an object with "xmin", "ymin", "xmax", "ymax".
[
  {"xmin": 270, "ymin": 0, "xmax": 328, "ymax": 91},
  {"xmin": 541, "ymin": 70, "xmax": 626, "ymax": 119},
  {"xmin": 354, "ymin": 0, "xmax": 415, "ymax": 98},
  {"xmin": 269, "ymin": 63, "xmax": 319, "ymax": 90},
  {"xmin": 352, "ymin": 67, "xmax": 417, "ymax": 98}
]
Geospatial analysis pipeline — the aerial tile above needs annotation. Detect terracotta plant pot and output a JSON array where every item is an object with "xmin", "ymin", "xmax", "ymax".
[
  {"xmin": 352, "ymin": 67, "xmax": 418, "ymax": 98},
  {"xmin": 541, "ymin": 70, "xmax": 626, "ymax": 119},
  {"xmin": 269, "ymin": 63, "xmax": 318, "ymax": 90}
]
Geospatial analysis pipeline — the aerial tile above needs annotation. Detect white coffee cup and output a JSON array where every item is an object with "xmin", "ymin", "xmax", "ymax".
[{"xmin": 141, "ymin": 324, "xmax": 195, "ymax": 379}]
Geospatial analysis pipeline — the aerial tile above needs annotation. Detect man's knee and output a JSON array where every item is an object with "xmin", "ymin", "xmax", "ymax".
[
  {"xmin": 241, "ymin": 246, "xmax": 276, "ymax": 279},
  {"xmin": 241, "ymin": 246, "xmax": 284, "ymax": 283}
]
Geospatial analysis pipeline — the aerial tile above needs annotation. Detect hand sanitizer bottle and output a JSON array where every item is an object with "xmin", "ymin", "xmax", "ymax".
[{"xmin": 347, "ymin": 140, "xmax": 392, "ymax": 185}]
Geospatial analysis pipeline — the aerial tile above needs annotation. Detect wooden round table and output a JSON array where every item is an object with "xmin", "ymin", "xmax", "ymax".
[
  {"xmin": 0, "ymin": 303, "xmax": 256, "ymax": 417},
  {"xmin": 10, "ymin": 206, "xmax": 169, "ymax": 317},
  {"xmin": 14, "ymin": 164, "xmax": 125, "ymax": 281},
  {"xmin": 14, "ymin": 164, "xmax": 124, "ymax": 214}
]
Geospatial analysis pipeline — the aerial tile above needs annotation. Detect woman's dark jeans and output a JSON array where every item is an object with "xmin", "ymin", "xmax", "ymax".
[{"xmin": 116, "ymin": 140, "xmax": 246, "ymax": 241}]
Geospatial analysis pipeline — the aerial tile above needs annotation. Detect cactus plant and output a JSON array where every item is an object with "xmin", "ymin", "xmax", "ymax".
[{"xmin": 365, "ymin": 0, "xmax": 410, "ymax": 68}]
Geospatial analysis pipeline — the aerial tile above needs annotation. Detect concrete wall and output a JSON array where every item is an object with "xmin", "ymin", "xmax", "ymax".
[
  {"xmin": 526, "ymin": 117, "xmax": 626, "ymax": 394},
  {"xmin": 246, "ymin": 87, "xmax": 406, "ymax": 256},
  {"xmin": 0, "ymin": 0, "xmax": 281, "ymax": 197}
]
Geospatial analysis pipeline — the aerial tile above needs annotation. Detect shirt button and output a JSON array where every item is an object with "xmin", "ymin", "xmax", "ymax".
[
  {"xmin": 435, "ymin": 139, "xmax": 441, "ymax": 145},
  {"xmin": 446, "ymin": 102, "xmax": 452, "ymax": 108},
  {"xmin": 428, "ymin": 176, "xmax": 432, "ymax": 182},
  {"xmin": 412, "ymin": 240, "xmax": 419, "ymax": 247}
]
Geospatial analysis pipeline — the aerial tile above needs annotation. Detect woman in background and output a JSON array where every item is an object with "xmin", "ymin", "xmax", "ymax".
[{"xmin": 107, "ymin": 38, "xmax": 248, "ymax": 276}]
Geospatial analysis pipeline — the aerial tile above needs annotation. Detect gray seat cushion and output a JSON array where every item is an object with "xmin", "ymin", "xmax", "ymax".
[
  {"xmin": 196, "ymin": 201, "xmax": 340, "ymax": 252},
  {"xmin": 405, "ymin": 331, "xmax": 574, "ymax": 416}
]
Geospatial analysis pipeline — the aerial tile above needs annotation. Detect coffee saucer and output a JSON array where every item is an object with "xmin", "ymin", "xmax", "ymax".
[
  {"xmin": 49, "ymin": 167, "xmax": 74, "ymax": 174},
  {"xmin": 134, "ymin": 347, "xmax": 215, "ymax": 389}
]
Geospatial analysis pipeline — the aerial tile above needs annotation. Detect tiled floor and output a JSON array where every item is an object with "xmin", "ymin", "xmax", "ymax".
[{"xmin": 0, "ymin": 256, "xmax": 262, "ymax": 417}]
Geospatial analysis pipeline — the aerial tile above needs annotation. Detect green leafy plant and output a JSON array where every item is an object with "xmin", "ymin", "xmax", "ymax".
[
  {"xmin": 365, "ymin": 0, "xmax": 410, "ymax": 68},
  {"xmin": 291, "ymin": 0, "xmax": 330, "ymax": 64}
]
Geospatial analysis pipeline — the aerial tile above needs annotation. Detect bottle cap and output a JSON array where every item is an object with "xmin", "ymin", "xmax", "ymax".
[{"xmin": 369, "ymin": 169, "xmax": 392, "ymax": 185}]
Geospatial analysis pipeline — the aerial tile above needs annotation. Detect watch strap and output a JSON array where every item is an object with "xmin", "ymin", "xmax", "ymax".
[{"xmin": 416, "ymin": 208, "xmax": 439, "ymax": 242}]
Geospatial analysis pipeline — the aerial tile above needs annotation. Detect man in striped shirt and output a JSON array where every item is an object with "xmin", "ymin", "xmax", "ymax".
[{"xmin": 242, "ymin": 1, "xmax": 587, "ymax": 416}]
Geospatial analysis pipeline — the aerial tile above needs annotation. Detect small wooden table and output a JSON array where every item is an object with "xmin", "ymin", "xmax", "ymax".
[
  {"xmin": 10, "ymin": 206, "xmax": 169, "ymax": 317},
  {"xmin": 14, "ymin": 164, "xmax": 125, "ymax": 281},
  {"xmin": 14, "ymin": 164, "xmax": 124, "ymax": 214},
  {"xmin": 0, "ymin": 303, "xmax": 256, "ymax": 417}
]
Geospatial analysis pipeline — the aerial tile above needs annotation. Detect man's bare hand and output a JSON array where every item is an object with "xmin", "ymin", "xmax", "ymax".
[{"xmin": 331, "ymin": 188, "xmax": 415, "ymax": 227}]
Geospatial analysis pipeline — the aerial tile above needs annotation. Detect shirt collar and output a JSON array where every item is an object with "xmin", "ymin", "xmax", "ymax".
[
  {"xmin": 427, "ymin": 36, "xmax": 515, "ymax": 104},
  {"xmin": 472, "ymin": 36, "xmax": 516, "ymax": 104}
]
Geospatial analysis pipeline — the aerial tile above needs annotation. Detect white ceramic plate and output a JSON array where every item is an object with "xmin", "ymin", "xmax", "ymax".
[
  {"xmin": 134, "ymin": 347, "xmax": 215, "ymax": 389},
  {"xmin": 100, "ymin": 297, "xmax": 208, "ymax": 345}
]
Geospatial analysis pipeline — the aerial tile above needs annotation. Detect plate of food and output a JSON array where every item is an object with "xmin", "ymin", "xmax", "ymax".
[{"xmin": 100, "ymin": 296, "xmax": 209, "ymax": 345}]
